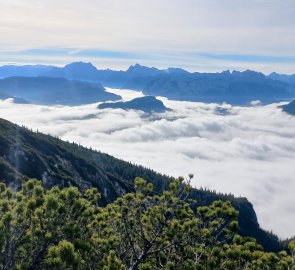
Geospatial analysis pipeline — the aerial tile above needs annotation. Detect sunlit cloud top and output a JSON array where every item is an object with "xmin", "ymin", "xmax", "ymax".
[{"xmin": 0, "ymin": 0, "xmax": 295, "ymax": 73}]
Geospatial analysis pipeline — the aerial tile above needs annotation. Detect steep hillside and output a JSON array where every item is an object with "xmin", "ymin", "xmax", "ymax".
[
  {"xmin": 0, "ymin": 118, "xmax": 281, "ymax": 251},
  {"xmin": 0, "ymin": 118, "xmax": 172, "ymax": 202}
]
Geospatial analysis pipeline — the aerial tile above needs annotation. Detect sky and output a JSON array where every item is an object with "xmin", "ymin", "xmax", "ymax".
[
  {"xmin": 0, "ymin": 89, "xmax": 295, "ymax": 239},
  {"xmin": 0, "ymin": 0, "xmax": 295, "ymax": 73}
]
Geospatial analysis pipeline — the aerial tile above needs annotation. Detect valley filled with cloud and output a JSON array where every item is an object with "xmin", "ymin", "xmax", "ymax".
[{"xmin": 1, "ymin": 89, "xmax": 294, "ymax": 239}]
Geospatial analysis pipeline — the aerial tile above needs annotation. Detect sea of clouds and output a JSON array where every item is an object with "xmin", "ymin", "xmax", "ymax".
[{"xmin": 1, "ymin": 88, "xmax": 295, "ymax": 239}]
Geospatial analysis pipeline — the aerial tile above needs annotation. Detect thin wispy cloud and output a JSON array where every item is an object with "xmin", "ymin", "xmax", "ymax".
[
  {"xmin": 0, "ymin": 0, "xmax": 295, "ymax": 72},
  {"xmin": 196, "ymin": 53, "xmax": 295, "ymax": 64},
  {"xmin": 0, "ymin": 89, "xmax": 294, "ymax": 238}
]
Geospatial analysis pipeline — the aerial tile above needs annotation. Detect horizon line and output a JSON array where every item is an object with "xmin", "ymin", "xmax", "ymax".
[{"xmin": 0, "ymin": 60, "xmax": 295, "ymax": 76}]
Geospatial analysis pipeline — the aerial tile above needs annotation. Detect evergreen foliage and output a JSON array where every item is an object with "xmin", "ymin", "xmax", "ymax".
[{"xmin": 0, "ymin": 178, "xmax": 294, "ymax": 270}]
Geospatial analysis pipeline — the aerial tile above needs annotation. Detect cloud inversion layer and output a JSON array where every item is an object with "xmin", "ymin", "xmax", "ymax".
[{"xmin": 0, "ymin": 89, "xmax": 294, "ymax": 238}]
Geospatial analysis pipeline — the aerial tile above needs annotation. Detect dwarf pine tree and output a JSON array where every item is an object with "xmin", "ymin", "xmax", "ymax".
[{"xmin": 0, "ymin": 178, "xmax": 294, "ymax": 269}]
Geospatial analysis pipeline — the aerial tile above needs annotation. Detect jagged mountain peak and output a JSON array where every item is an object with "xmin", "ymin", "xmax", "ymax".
[
  {"xmin": 126, "ymin": 63, "xmax": 161, "ymax": 75},
  {"xmin": 231, "ymin": 69, "xmax": 265, "ymax": 78}
]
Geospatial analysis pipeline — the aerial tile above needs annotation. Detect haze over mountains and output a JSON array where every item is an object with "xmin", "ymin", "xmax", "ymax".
[
  {"xmin": 1, "ymin": 62, "xmax": 295, "ymax": 105},
  {"xmin": 0, "ymin": 76, "xmax": 120, "ymax": 105},
  {"xmin": 143, "ymin": 70, "xmax": 292, "ymax": 104},
  {"xmin": 0, "ymin": 64, "xmax": 54, "ymax": 78}
]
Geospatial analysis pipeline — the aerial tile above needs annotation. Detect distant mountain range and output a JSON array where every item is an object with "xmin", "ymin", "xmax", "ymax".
[
  {"xmin": 0, "ymin": 62, "xmax": 295, "ymax": 105},
  {"xmin": 0, "ymin": 76, "xmax": 121, "ymax": 105},
  {"xmin": 98, "ymin": 96, "xmax": 170, "ymax": 113},
  {"xmin": 142, "ymin": 70, "xmax": 294, "ymax": 104},
  {"xmin": 41, "ymin": 62, "xmax": 188, "ymax": 89},
  {"xmin": 0, "ymin": 118, "xmax": 282, "ymax": 251},
  {"xmin": 0, "ymin": 64, "xmax": 54, "ymax": 79},
  {"xmin": 269, "ymin": 72, "xmax": 295, "ymax": 84}
]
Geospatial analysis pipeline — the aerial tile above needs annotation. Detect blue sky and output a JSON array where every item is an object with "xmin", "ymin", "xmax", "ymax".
[{"xmin": 0, "ymin": 0, "xmax": 295, "ymax": 73}]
